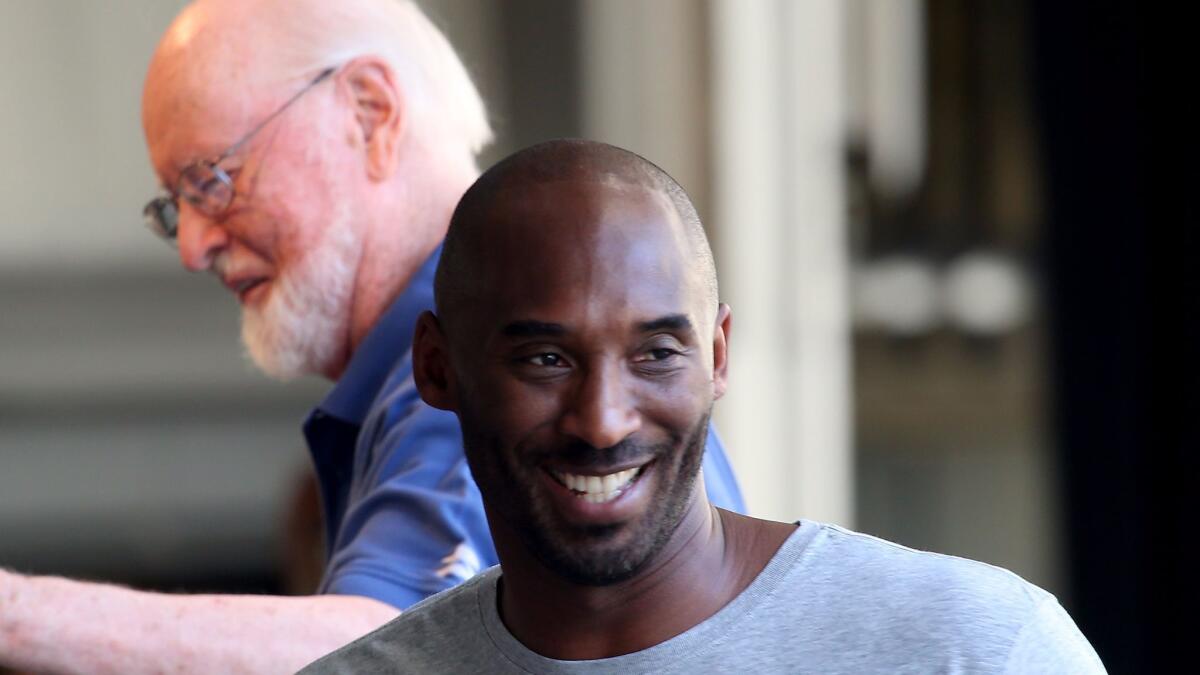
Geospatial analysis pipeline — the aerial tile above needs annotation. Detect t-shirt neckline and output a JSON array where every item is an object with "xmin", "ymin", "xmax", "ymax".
[{"xmin": 474, "ymin": 520, "xmax": 821, "ymax": 674}]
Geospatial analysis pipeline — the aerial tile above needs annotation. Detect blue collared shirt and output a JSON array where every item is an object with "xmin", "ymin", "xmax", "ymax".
[{"xmin": 304, "ymin": 248, "xmax": 747, "ymax": 609}]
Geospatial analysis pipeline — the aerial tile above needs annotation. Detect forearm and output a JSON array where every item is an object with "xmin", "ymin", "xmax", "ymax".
[{"xmin": 0, "ymin": 569, "xmax": 398, "ymax": 675}]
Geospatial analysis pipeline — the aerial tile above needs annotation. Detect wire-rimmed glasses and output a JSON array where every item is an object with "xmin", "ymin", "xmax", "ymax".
[{"xmin": 143, "ymin": 67, "xmax": 336, "ymax": 244}]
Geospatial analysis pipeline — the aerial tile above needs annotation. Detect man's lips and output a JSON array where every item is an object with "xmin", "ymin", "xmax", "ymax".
[{"xmin": 223, "ymin": 276, "xmax": 269, "ymax": 303}]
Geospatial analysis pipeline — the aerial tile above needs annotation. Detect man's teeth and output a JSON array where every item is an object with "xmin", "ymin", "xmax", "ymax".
[{"xmin": 555, "ymin": 467, "xmax": 641, "ymax": 504}]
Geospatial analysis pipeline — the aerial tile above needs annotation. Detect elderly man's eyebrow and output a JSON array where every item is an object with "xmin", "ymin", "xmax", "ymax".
[
  {"xmin": 637, "ymin": 314, "xmax": 693, "ymax": 333},
  {"xmin": 501, "ymin": 320, "xmax": 567, "ymax": 338}
]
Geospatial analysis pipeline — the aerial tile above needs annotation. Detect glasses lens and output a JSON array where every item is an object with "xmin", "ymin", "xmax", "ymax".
[
  {"xmin": 143, "ymin": 196, "xmax": 178, "ymax": 242},
  {"xmin": 178, "ymin": 162, "xmax": 235, "ymax": 216}
]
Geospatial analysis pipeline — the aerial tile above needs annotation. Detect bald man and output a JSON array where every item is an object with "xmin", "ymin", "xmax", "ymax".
[
  {"xmin": 0, "ymin": 3, "xmax": 747, "ymax": 674},
  {"xmin": 304, "ymin": 140, "xmax": 1104, "ymax": 674}
]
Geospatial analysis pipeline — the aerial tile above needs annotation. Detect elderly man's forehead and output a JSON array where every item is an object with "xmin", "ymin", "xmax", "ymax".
[
  {"xmin": 143, "ymin": 49, "xmax": 292, "ymax": 178},
  {"xmin": 143, "ymin": 2, "xmax": 300, "ymax": 126},
  {"xmin": 143, "ymin": 78, "xmax": 261, "ymax": 181}
]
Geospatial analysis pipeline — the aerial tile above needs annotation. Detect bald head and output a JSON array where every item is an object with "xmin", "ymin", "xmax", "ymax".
[
  {"xmin": 143, "ymin": 0, "xmax": 491, "ymax": 161},
  {"xmin": 141, "ymin": 0, "xmax": 494, "ymax": 381},
  {"xmin": 436, "ymin": 139, "xmax": 719, "ymax": 327}
]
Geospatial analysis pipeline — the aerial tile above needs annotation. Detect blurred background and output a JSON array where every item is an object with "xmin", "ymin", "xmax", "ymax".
[{"xmin": 0, "ymin": 1, "xmax": 1191, "ymax": 672}]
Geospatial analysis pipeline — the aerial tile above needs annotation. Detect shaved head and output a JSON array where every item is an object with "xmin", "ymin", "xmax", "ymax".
[
  {"xmin": 412, "ymin": 140, "xmax": 733, "ymax": 593},
  {"xmin": 435, "ymin": 139, "xmax": 719, "ymax": 327}
]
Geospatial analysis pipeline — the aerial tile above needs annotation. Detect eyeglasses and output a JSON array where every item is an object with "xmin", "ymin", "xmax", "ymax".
[{"xmin": 143, "ymin": 67, "xmax": 336, "ymax": 244}]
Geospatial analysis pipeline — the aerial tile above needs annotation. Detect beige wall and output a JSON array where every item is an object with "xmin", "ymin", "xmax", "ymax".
[{"xmin": 0, "ymin": 1, "xmax": 188, "ymax": 273}]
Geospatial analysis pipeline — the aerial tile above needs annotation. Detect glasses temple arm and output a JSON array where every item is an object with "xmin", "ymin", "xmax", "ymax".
[{"xmin": 215, "ymin": 66, "xmax": 337, "ymax": 162}]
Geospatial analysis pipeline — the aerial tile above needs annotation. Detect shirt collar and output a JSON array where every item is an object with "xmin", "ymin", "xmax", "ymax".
[{"xmin": 315, "ymin": 245, "xmax": 441, "ymax": 425}]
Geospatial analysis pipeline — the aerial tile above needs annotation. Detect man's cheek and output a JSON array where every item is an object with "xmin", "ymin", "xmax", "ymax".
[
  {"xmin": 640, "ymin": 390, "xmax": 701, "ymax": 424},
  {"xmin": 489, "ymin": 401, "xmax": 556, "ymax": 441}
]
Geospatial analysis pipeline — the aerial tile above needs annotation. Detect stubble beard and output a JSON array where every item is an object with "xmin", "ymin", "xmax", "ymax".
[
  {"xmin": 463, "ymin": 409, "xmax": 711, "ymax": 587},
  {"xmin": 240, "ymin": 203, "xmax": 360, "ymax": 380}
]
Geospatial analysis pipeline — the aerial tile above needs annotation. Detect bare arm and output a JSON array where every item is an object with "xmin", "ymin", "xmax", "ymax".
[{"xmin": 0, "ymin": 569, "xmax": 399, "ymax": 675}]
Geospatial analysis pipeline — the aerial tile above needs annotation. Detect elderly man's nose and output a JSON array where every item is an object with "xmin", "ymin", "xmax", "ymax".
[
  {"xmin": 175, "ymin": 206, "xmax": 231, "ymax": 272},
  {"xmin": 558, "ymin": 365, "xmax": 642, "ymax": 449}
]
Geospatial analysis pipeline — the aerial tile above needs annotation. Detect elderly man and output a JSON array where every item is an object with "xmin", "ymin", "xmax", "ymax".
[
  {"xmin": 303, "ymin": 139, "xmax": 1105, "ymax": 674},
  {"xmin": 0, "ymin": 2, "xmax": 745, "ymax": 674}
]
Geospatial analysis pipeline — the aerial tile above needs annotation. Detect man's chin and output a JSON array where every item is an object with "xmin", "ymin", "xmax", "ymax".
[
  {"xmin": 531, "ymin": 533, "xmax": 653, "ymax": 587},
  {"xmin": 521, "ymin": 511, "xmax": 662, "ymax": 587},
  {"xmin": 241, "ymin": 310, "xmax": 312, "ymax": 381}
]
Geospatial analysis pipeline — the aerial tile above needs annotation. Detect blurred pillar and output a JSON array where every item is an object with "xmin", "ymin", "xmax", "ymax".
[
  {"xmin": 709, "ymin": 0, "xmax": 852, "ymax": 525},
  {"xmin": 579, "ymin": 0, "xmax": 852, "ymax": 524},
  {"xmin": 579, "ymin": 0, "xmax": 712, "ymax": 222},
  {"xmin": 846, "ymin": 0, "xmax": 927, "ymax": 199}
]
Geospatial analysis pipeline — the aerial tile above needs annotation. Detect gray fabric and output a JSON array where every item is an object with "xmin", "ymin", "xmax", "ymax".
[{"xmin": 302, "ymin": 521, "xmax": 1105, "ymax": 674}]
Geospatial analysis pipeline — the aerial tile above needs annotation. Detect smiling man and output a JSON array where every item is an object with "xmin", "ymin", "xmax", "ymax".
[
  {"xmin": 1, "ymin": 2, "xmax": 749, "ymax": 674},
  {"xmin": 303, "ymin": 140, "xmax": 1105, "ymax": 674}
]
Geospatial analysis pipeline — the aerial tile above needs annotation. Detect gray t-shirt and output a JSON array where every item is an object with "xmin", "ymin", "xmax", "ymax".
[{"xmin": 302, "ymin": 521, "xmax": 1105, "ymax": 674}]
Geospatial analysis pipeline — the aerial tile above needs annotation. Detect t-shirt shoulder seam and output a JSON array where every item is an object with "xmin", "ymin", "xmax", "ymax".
[
  {"xmin": 1001, "ymin": 596, "xmax": 1105, "ymax": 673},
  {"xmin": 820, "ymin": 522, "xmax": 1049, "ymax": 603},
  {"xmin": 1002, "ymin": 594, "xmax": 1056, "ymax": 670}
]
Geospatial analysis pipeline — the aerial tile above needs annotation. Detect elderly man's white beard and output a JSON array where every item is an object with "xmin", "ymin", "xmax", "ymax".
[{"xmin": 240, "ymin": 219, "xmax": 360, "ymax": 380}]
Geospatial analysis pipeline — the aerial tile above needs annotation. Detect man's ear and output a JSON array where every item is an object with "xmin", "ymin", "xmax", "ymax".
[
  {"xmin": 339, "ymin": 56, "xmax": 406, "ymax": 181},
  {"xmin": 712, "ymin": 303, "xmax": 732, "ymax": 400},
  {"xmin": 413, "ymin": 311, "xmax": 458, "ymax": 411}
]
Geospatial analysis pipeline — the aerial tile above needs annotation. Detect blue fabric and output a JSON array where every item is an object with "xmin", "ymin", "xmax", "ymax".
[{"xmin": 304, "ymin": 248, "xmax": 747, "ymax": 610}]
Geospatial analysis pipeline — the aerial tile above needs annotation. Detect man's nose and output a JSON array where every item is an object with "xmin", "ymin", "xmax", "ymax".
[
  {"xmin": 175, "ymin": 204, "xmax": 231, "ymax": 272},
  {"xmin": 558, "ymin": 362, "xmax": 642, "ymax": 450}
]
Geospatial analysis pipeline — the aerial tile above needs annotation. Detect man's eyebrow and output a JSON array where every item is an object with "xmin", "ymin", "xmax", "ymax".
[
  {"xmin": 637, "ymin": 314, "xmax": 693, "ymax": 333},
  {"xmin": 501, "ymin": 320, "xmax": 567, "ymax": 338}
]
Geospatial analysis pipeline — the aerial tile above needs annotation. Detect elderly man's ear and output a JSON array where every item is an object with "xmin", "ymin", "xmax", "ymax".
[
  {"xmin": 338, "ymin": 56, "xmax": 405, "ymax": 181},
  {"xmin": 413, "ymin": 311, "xmax": 458, "ymax": 411}
]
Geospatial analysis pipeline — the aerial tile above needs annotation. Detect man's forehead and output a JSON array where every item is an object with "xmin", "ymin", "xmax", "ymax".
[
  {"xmin": 142, "ymin": 4, "xmax": 286, "ymax": 168},
  {"xmin": 462, "ymin": 187, "xmax": 702, "ymax": 333},
  {"xmin": 494, "ymin": 173, "xmax": 669, "ymax": 208},
  {"xmin": 143, "ymin": 59, "xmax": 278, "ymax": 180},
  {"xmin": 478, "ymin": 179, "xmax": 680, "ymax": 246},
  {"xmin": 479, "ymin": 275, "xmax": 702, "ymax": 350},
  {"xmin": 477, "ymin": 180, "xmax": 685, "ymax": 270}
]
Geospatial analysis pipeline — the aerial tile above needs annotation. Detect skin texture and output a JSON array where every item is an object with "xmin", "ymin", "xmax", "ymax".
[
  {"xmin": 0, "ymin": 1, "xmax": 480, "ymax": 673},
  {"xmin": 413, "ymin": 141, "xmax": 796, "ymax": 660},
  {"xmin": 0, "ymin": 571, "xmax": 395, "ymax": 675}
]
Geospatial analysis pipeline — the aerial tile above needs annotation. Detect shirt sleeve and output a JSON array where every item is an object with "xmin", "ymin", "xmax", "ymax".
[
  {"xmin": 1004, "ymin": 598, "xmax": 1107, "ymax": 674},
  {"xmin": 319, "ymin": 391, "xmax": 498, "ymax": 609}
]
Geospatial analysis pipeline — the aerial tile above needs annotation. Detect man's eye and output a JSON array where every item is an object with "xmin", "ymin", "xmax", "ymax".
[
  {"xmin": 642, "ymin": 348, "xmax": 680, "ymax": 362},
  {"xmin": 525, "ymin": 353, "xmax": 566, "ymax": 367}
]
